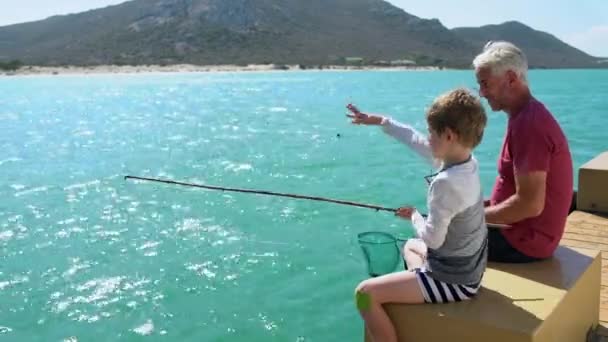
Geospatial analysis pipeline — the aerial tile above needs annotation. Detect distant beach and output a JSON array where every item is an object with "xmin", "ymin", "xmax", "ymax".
[{"xmin": 1, "ymin": 64, "xmax": 442, "ymax": 76}]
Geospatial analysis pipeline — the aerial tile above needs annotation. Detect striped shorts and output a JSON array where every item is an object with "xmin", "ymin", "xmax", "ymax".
[{"xmin": 414, "ymin": 268, "xmax": 481, "ymax": 304}]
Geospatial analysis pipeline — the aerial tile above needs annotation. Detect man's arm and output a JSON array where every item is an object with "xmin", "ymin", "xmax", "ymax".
[{"xmin": 485, "ymin": 171, "xmax": 547, "ymax": 225}]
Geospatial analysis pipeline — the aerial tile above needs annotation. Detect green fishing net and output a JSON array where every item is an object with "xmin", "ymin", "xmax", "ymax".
[{"xmin": 358, "ymin": 232, "xmax": 401, "ymax": 277}]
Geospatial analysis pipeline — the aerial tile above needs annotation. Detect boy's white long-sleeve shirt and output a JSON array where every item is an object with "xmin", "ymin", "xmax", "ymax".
[
  {"xmin": 380, "ymin": 117, "xmax": 487, "ymax": 284},
  {"xmin": 380, "ymin": 117, "xmax": 481, "ymax": 251}
]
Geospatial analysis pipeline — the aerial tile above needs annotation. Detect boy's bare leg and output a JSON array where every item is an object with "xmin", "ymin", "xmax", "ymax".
[{"xmin": 355, "ymin": 271, "xmax": 425, "ymax": 342}]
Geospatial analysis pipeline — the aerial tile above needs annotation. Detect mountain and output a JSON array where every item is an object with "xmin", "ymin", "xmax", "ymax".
[
  {"xmin": 452, "ymin": 21, "xmax": 599, "ymax": 68},
  {"xmin": 0, "ymin": 0, "xmax": 601, "ymax": 68}
]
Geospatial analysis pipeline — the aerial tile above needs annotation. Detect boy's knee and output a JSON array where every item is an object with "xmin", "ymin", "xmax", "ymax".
[{"xmin": 355, "ymin": 279, "xmax": 371, "ymax": 296}]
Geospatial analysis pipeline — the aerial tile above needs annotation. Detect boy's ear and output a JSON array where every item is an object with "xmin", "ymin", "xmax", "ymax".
[{"xmin": 445, "ymin": 128, "xmax": 456, "ymax": 142}]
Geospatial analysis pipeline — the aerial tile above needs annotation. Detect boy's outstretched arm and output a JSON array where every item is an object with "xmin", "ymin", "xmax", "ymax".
[
  {"xmin": 346, "ymin": 104, "xmax": 439, "ymax": 168},
  {"xmin": 380, "ymin": 118, "xmax": 438, "ymax": 168}
]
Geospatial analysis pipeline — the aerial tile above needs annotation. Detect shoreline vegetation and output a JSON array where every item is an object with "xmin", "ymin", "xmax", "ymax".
[
  {"xmin": 0, "ymin": 63, "xmax": 443, "ymax": 76},
  {"xmin": 3, "ymin": 62, "xmax": 606, "ymax": 77}
]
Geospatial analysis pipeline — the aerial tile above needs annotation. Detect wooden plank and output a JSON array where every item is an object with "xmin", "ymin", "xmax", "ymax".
[
  {"xmin": 601, "ymin": 284, "xmax": 608, "ymax": 322},
  {"xmin": 564, "ymin": 232, "xmax": 608, "ymax": 245},
  {"xmin": 567, "ymin": 210, "xmax": 608, "ymax": 221},
  {"xmin": 602, "ymin": 308, "xmax": 608, "ymax": 326},
  {"xmin": 601, "ymin": 262, "xmax": 608, "ymax": 284},
  {"xmin": 566, "ymin": 211, "xmax": 608, "ymax": 231},
  {"xmin": 567, "ymin": 221, "xmax": 608, "ymax": 231},
  {"xmin": 570, "ymin": 219, "xmax": 608, "ymax": 228},
  {"xmin": 564, "ymin": 232, "xmax": 608, "ymax": 244},
  {"xmin": 562, "ymin": 211, "xmax": 608, "ymax": 333},
  {"xmin": 566, "ymin": 227, "xmax": 608, "ymax": 239},
  {"xmin": 561, "ymin": 237, "xmax": 608, "ymax": 251}
]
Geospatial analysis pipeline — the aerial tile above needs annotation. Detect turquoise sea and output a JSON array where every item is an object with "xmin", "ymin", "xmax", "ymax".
[{"xmin": 0, "ymin": 70, "xmax": 607, "ymax": 341}]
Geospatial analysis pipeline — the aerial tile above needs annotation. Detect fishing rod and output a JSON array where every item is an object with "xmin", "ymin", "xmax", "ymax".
[{"xmin": 124, "ymin": 175, "xmax": 398, "ymax": 213}]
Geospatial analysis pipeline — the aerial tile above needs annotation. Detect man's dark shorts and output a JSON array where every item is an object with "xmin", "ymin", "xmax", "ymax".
[{"xmin": 487, "ymin": 227, "xmax": 546, "ymax": 263}]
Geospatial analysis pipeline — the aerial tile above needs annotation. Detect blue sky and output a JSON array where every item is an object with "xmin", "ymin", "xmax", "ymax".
[
  {"xmin": 391, "ymin": 0, "xmax": 608, "ymax": 56},
  {"xmin": 0, "ymin": 0, "xmax": 606, "ymax": 56}
]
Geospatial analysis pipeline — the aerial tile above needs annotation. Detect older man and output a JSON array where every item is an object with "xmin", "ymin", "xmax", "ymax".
[{"xmin": 474, "ymin": 41, "xmax": 573, "ymax": 263}]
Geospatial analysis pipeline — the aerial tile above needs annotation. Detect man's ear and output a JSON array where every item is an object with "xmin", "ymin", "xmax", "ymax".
[{"xmin": 506, "ymin": 70, "xmax": 519, "ymax": 86}]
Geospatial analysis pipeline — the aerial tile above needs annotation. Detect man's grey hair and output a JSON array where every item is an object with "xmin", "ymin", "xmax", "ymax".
[{"xmin": 473, "ymin": 41, "xmax": 528, "ymax": 84}]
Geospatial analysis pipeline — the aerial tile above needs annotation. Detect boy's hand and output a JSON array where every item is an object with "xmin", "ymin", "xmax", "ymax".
[
  {"xmin": 395, "ymin": 207, "xmax": 415, "ymax": 220},
  {"xmin": 346, "ymin": 104, "xmax": 383, "ymax": 125}
]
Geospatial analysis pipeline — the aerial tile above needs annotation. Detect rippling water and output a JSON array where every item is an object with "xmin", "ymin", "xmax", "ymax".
[{"xmin": 0, "ymin": 70, "xmax": 606, "ymax": 341}]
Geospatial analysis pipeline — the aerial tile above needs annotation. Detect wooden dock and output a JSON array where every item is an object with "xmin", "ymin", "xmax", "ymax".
[{"xmin": 561, "ymin": 210, "xmax": 608, "ymax": 341}]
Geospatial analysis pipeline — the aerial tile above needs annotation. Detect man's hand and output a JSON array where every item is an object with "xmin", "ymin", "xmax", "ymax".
[
  {"xmin": 395, "ymin": 207, "xmax": 415, "ymax": 220},
  {"xmin": 346, "ymin": 104, "xmax": 383, "ymax": 125}
]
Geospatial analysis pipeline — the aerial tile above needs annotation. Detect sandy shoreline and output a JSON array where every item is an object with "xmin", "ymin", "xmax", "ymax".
[{"xmin": 1, "ymin": 64, "xmax": 442, "ymax": 76}]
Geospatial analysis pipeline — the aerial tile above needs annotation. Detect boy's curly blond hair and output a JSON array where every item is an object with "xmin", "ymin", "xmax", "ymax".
[{"xmin": 426, "ymin": 88, "xmax": 487, "ymax": 148}]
